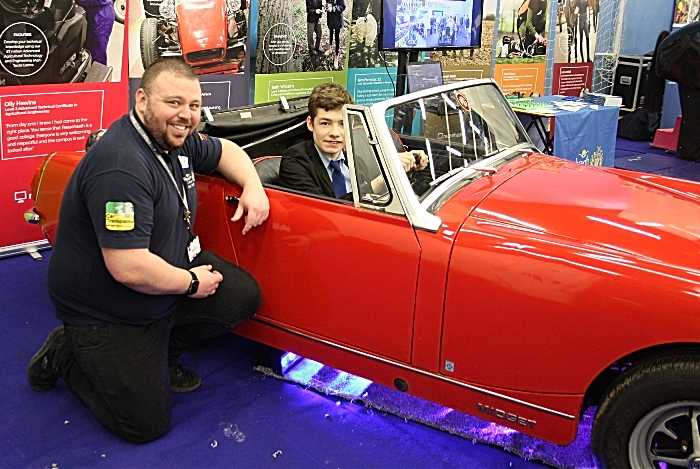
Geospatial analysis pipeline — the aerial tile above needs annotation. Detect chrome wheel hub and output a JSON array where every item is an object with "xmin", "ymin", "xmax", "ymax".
[{"xmin": 629, "ymin": 401, "xmax": 700, "ymax": 468}]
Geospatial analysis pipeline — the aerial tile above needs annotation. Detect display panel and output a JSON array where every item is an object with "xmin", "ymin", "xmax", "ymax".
[
  {"xmin": 380, "ymin": 0, "xmax": 484, "ymax": 51},
  {"xmin": 407, "ymin": 61, "xmax": 444, "ymax": 92}
]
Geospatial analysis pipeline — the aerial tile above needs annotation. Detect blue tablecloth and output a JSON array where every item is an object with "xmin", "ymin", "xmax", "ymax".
[{"xmin": 517, "ymin": 96, "xmax": 620, "ymax": 167}]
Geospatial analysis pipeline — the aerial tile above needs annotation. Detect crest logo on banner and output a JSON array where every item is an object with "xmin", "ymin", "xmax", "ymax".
[{"xmin": 575, "ymin": 146, "xmax": 604, "ymax": 166}]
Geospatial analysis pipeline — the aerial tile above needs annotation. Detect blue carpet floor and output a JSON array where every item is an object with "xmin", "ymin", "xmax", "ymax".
[
  {"xmin": 1, "ymin": 251, "xmax": 550, "ymax": 469},
  {"xmin": 613, "ymin": 137, "xmax": 700, "ymax": 182}
]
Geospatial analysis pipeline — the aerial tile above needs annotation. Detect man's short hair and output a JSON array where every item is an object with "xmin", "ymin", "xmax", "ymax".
[
  {"xmin": 140, "ymin": 59, "xmax": 198, "ymax": 95},
  {"xmin": 308, "ymin": 83, "xmax": 354, "ymax": 120}
]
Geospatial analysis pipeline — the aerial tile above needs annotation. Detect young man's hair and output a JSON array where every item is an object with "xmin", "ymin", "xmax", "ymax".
[
  {"xmin": 140, "ymin": 59, "xmax": 198, "ymax": 95},
  {"xmin": 85, "ymin": 129, "xmax": 106, "ymax": 151},
  {"xmin": 308, "ymin": 82, "xmax": 354, "ymax": 120}
]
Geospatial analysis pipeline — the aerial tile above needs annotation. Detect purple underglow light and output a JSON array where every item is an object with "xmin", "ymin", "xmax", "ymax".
[
  {"xmin": 325, "ymin": 371, "xmax": 372, "ymax": 397},
  {"xmin": 283, "ymin": 354, "xmax": 371, "ymax": 398},
  {"xmin": 478, "ymin": 422, "xmax": 518, "ymax": 438},
  {"xmin": 280, "ymin": 352, "xmax": 301, "ymax": 372},
  {"xmin": 436, "ymin": 407, "xmax": 454, "ymax": 418},
  {"xmin": 281, "ymin": 353, "xmax": 323, "ymax": 380},
  {"xmin": 275, "ymin": 353, "xmax": 597, "ymax": 468}
]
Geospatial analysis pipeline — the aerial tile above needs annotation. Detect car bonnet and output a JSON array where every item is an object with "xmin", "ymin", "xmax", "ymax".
[{"xmin": 462, "ymin": 157, "xmax": 700, "ymax": 269}]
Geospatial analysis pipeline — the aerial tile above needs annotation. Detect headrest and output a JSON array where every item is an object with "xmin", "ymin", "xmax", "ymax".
[{"xmin": 253, "ymin": 156, "xmax": 281, "ymax": 186}]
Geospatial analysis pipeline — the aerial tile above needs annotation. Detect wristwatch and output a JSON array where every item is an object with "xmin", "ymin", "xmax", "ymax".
[{"xmin": 186, "ymin": 270, "xmax": 199, "ymax": 296}]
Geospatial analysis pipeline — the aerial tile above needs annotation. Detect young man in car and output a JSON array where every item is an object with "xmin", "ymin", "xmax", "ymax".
[{"xmin": 279, "ymin": 82, "xmax": 427, "ymax": 200}]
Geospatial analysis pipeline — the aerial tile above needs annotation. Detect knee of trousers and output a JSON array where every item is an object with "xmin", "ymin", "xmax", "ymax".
[{"xmin": 114, "ymin": 407, "xmax": 171, "ymax": 444}]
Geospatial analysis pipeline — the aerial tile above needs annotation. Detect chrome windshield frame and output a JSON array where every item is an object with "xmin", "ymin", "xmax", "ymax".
[{"xmin": 361, "ymin": 79, "xmax": 534, "ymax": 233}]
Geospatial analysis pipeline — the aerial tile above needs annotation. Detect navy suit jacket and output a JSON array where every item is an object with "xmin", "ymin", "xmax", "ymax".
[{"xmin": 280, "ymin": 140, "xmax": 370, "ymax": 201}]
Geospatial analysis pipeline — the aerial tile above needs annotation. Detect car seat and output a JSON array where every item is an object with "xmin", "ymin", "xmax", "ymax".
[{"xmin": 252, "ymin": 156, "xmax": 282, "ymax": 186}]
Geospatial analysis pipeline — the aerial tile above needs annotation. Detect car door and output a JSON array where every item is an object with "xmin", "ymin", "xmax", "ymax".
[{"xmin": 224, "ymin": 111, "xmax": 421, "ymax": 363}]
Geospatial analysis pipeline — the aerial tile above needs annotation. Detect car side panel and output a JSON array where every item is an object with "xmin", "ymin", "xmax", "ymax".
[
  {"xmin": 440, "ymin": 211, "xmax": 700, "ymax": 395},
  {"xmin": 193, "ymin": 174, "xmax": 238, "ymax": 264},
  {"xmin": 410, "ymin": 166, "xmax": 527, "ymax": 371},
  {"xmin": 220, "ymin": 184, "xmax": 422, "ymax": 363},
  {"xmin": 32, "ymin": 151, "xmax": 83, "ymax": 245}
]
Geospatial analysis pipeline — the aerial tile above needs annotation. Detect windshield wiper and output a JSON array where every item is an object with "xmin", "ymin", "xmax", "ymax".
[{"xmin": 429, "ymin": 165, "xmax": 468, "ymax": 187}]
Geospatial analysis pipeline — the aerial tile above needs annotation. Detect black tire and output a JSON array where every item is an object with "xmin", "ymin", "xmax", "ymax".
[
  {"xmin": 591, "ymin": 354, "xmax": 700, "ymax": 469},
  {"xmin": 140, "ymin": 18, "xmax": 161, "ymax": 69},
  {"xmin": 113, "ymin": 0, "xmax": 125, "ymax": 24}
]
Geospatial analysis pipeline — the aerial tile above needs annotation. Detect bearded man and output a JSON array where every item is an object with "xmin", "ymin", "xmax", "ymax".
[{"xmin": 27, "ymin": 59, "xmax": 269, "ymax": 443}]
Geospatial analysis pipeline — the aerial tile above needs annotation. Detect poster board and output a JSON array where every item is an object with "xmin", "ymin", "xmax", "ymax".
[
  {"xmin": 128, "ymin": 0, "xmax": 251, "ymax": 110},
  {"xmin": 254, "ymin": 0, "xmax": 354, "ymax": 104},
  {"xmin": 0, "ymin": 0, "xmax": 128, "ymax": 256}
]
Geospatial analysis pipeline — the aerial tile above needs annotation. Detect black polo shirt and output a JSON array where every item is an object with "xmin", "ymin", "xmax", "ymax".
[{"xmin": 48, "ymin": 112, "xmax": 222, "ymax": 326}]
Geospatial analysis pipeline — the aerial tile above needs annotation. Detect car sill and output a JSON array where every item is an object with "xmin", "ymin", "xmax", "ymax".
[{"xmin": 250, "ymin": 317, "xmax": 576, "ymax": 420}]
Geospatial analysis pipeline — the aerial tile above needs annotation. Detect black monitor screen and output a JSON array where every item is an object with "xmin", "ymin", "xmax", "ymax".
[
  {"xmin": 380, "ymin": 0, "xmax": 484, "ymax": 51},
  {"xmin": 407, "ymin": 62, "xmax": 444, "ymax": 92}
]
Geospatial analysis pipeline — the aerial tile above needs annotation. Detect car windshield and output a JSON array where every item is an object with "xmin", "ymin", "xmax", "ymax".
[{"xmin": 382, "ymin": 82, "xmax": 530, "ymax": 200}]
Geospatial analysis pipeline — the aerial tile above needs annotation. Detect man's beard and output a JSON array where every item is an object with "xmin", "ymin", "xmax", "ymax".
[{"xmin": 143, "ymin": 103, "xmax": 192, "ymax": 152}]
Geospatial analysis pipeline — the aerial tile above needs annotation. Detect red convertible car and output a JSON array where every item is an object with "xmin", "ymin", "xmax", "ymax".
[
  {"xmin": 140, "ymin": 0, "xmax": 247, "ymax": 74},
  {"xmin": 27, "ymin": 80, "xmax": 700, "ymax": 469}
]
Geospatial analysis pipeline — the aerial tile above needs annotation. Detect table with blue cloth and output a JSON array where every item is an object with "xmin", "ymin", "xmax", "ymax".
[{"xmin": 513, "ymin": 96, "xmax": 620, "ymax": 167}]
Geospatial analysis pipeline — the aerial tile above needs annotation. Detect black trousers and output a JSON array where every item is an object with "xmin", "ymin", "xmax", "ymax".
[
  {"xmin": 328, "ymin": 27, "xmax": 340, "ymax": 53},
  {"xmin": 307, "ymin": 21, "xmax": 321, "ymax": 51},
  {"xmin": 56, "ymin": 251, "xmax": 261, "ymax": 443}
]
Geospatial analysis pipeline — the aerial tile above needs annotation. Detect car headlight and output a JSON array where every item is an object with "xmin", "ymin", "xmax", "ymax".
[
  {"xmin": 226, "ymin": 0, "xmax": 241, "ymax": 11},
  {"xmin": 159, "ymin": 0, "xmax": 175, "ymax": 19}
]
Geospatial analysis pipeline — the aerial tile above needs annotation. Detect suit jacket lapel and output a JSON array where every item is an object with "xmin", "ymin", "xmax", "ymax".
[{"xmin": 307, "ymin": 140, "xmax": 335, "ymax": 197}]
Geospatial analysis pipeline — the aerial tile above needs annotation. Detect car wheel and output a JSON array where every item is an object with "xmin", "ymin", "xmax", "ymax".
[
  {"xmin": 591, "ymin": 354, "xmax": 700, "ymax": 469},
  {"xmin": 140, "ymin": 18, "xmax": 161, "ymax": 70},
  {"xmin": 113, "ymin": 0, "xmax": 126, "ymax": 24}
]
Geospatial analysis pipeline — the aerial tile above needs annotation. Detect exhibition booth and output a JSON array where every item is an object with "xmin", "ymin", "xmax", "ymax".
[
  {"xmin": 0, "ymin": 0, "xmax": 679, "ymax": 258},
  {"xmin": 4, "ymin": 0, "xmax": 700, "ymax": 468}
]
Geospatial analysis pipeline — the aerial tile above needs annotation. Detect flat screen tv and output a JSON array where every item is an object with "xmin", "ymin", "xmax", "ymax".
[
  {"xmin": 380, "ymin": 0, "xmax": 484, "ymax": 51},
  {"xmin": 407, "ymin": 61, "xmax": 444, "ymax": 92}
]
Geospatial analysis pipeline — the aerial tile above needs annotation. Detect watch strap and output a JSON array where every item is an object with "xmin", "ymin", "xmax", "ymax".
[{"xmin": 186, "ymin": 270, "xmax": 199, "ymax": 295}]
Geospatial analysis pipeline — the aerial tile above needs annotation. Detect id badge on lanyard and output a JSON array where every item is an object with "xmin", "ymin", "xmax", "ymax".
[
  {"xmin": 130, "ymin": 111, "xmax": 201, "ymax": 262},
  {"xmin": 187, "ymin": 235, "xmax": 201, "ymax": 262}
]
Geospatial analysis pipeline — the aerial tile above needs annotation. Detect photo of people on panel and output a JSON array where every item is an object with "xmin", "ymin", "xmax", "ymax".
[
  {"xmin": 496, "ymin": 0, "xmax": 548, "ymax": 61},
  {"xmin": 392, "ymin": 0, "xmax": 476, "ymax": 49},
  {"xmin": 553, "ymin": 0, "xmax": 599, "ymax": 63},
  {"xmin": 257, "ymin": 0, "xmax": 353, "ymax": 73}
]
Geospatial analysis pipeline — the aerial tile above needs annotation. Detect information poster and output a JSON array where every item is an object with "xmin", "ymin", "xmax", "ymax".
[
  {"xmin": 495, "ymin": 0, "xmax": 549, "ymax": 64},
  {"xmin": 256, "ymin": 74, "xmax": 338, "ymax": 103},
  {"xmin": 0, "ymin": 1, "xmax": 123, "ymax": 85},
  {"xmin": 494, "ymin": 0, "xmax": 550, "ymax": 96},
  {"xmin": 2, "ymin": 91, "xmax": 104, "ymax": 157},
  {"xmin": 552, "ymin": 63, "xmax": 592, "ymax": 96},
  {"xmin": 348, "ymin": 71, "xmax": 397, "ymax": 105},
  {"xmin": 0, "ymin": 0, "xmax": 128, "ymax": 254},
  {"xmin": 254, "ymin": 0, "xmax": 354, "ymax": 103},
  {"xmin": 553, "ymin": 0, "xmax": 599, "ymax": 68},
  {"xmin": 673, "ymin": 0, "xmax": 700, "ymax": 26},
  {"xmin": 494, "ymin": 63, "xmax": 545, "ymax": 96},
  {"xmin": 129, "ymin": 0, "xmax": 251, "ymax": 109},
  {"xmin": 347, "ymin": 0, "xmax": 398, "ymax": 105}
]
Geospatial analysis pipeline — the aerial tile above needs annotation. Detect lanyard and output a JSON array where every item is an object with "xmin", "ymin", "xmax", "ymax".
[{"xmin": 129, "ymin": 111, "xmax": 193, "ymax": 233}]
